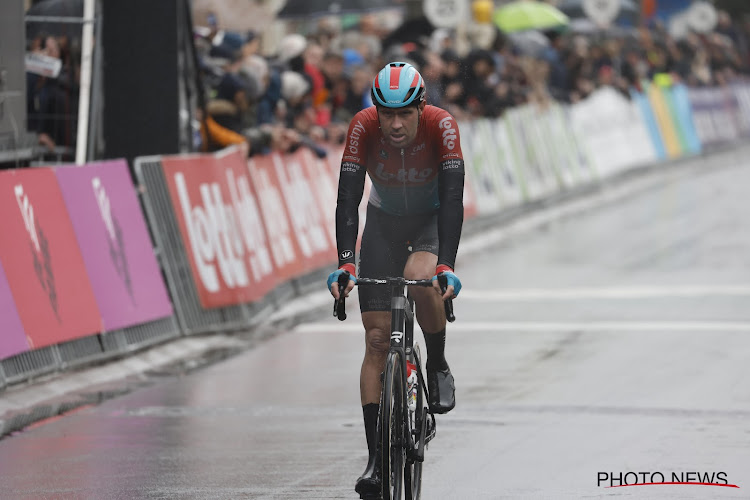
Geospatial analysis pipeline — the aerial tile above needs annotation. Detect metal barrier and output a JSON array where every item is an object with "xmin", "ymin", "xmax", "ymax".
[
  {"xmin": 134, "ymin": 156, "xmax": 276, "ymax": 335},
  {"xmin": 0, "ymin": 314, "xmax": 182, "ymax": 387},
  {"xmin": 110, "ymin": 315, "xmax": 181, "ymax": 353},
  {"xmin": 1, "ymin": 345, "xmax": 61, "ymax": 386}
]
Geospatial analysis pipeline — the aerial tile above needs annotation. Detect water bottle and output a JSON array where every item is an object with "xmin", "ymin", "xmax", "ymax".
[{"xmin": 406, "ymin": 361, "xmax": 418, "ymax": 412}]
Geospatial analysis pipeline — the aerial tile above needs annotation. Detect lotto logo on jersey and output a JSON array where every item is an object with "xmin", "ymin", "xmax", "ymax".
[{"xmin": 438, "ymin": 116, "xmax": 457, "ymax": 150}]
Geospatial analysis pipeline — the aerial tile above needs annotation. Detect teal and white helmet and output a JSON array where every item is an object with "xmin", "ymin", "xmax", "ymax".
[{"xmin": 371, "ymin": 62, "xmax": 426, "ymax": 108}]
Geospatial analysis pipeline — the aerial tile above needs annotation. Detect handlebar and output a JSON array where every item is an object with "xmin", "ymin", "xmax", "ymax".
[{"xmin": 334, "ymin": 273, "xmax": 455, "ymax": 322}]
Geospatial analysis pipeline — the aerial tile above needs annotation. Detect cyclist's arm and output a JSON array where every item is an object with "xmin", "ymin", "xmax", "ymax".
[
  {"xmin": 335, "ymin": 116, "xmax": 369, "ymax": 273},
  {"xmin": 435, "ymin": 111, "xmax": 465, "ymax": 272}
]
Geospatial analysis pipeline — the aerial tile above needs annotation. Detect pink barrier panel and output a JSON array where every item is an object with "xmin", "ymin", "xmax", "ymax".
[
  {"xmin": 0, "ymin": 169, "xmax": 101, "ymax": 349},
  {"xmin": 55, "ymin": 160, "xmax": 173, "ymax": 331},
  {"xmin": 162, "ymin": 149, "xmax": 278, "ymax": 309},
  {"xmin": 0, "ymin": 259, "xmax": 29, "ymax": 359}
]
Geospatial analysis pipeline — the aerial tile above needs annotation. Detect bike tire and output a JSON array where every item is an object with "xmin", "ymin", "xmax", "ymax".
[{"xmin": 381, "ymin": 351, "xmax": 405, "ymax": 499}]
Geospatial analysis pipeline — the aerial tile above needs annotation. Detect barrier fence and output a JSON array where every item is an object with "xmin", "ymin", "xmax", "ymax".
[{"xmin": 1, "ymin": 81, "xmax": 749, "ymax": 391}]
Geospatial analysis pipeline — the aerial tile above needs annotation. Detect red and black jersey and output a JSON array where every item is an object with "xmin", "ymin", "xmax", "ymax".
[{"xmin": 336, "ymin": 105, "xmax": 465, "ymax": 270}]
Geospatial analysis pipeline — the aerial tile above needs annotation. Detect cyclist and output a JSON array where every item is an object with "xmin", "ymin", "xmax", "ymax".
[{"xmin": 326, "ymin": 61, "xmax": 465, "ymax": 498}]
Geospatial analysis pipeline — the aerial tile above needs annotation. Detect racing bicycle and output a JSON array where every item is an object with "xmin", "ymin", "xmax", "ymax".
[{"xmin": 334, "ymin": 273, "xmax": 455, "ymax": 500}]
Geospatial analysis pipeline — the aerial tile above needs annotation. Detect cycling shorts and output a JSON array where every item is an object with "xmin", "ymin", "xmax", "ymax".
[{"xmin": 358, "ymin": 203, "xmax": 438, "ymax": 313}]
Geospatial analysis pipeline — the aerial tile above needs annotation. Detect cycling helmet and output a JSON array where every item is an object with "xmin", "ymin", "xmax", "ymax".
[{"xmin": 371, "ymin": 62, "xmax": 426, "ymax": 108}]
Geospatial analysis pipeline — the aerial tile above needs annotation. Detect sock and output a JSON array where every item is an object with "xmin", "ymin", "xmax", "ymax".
[
  {"xmin": 424, "ymin": 328, "xmax": 448, "ymax": 371},
  {"xmin": 362, "ymin": 403, "xmax": 379, "ymax": 457}
]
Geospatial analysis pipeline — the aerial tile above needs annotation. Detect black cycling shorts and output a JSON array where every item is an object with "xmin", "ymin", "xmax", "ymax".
[{"xmin": 358, "ymin": 203, "xmax": 438, "ymax": 313}]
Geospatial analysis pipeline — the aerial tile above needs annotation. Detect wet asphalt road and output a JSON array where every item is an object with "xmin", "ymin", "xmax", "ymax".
[{"xmin": 0, "ymin": 153, "xmax": 749, "ymax": 499}]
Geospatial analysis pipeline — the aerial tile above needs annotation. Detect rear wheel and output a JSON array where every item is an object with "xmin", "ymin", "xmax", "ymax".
[{"xmin": 381, "ymin": 351, "xmax": 405, "ymax": 499}]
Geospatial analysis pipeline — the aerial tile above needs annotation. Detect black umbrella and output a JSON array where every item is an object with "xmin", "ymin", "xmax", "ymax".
[
  {"xmin": 277, "ymin": 0, "xmax": 403, "ymax": 19},
  {"xmin": 26, "ymin": 0, "xmax": 85, "ymax": 40}
]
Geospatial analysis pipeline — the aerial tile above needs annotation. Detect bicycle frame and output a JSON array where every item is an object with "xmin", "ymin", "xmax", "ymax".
[{"xmin": 335, "ymin": 275, "xmax": 452, "ymax": 499}]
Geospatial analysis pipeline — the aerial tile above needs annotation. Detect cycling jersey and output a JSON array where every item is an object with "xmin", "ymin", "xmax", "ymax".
[{"xmin": 336, "ymin": 105, "xmax": 465, "ymax": 271}]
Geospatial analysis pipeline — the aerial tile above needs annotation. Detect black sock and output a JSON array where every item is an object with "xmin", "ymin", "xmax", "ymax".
[
  {"xmin": 362, "ymin": 403, "xmax": 379, "ymax": 457},
  {"xmin": 424, "ymin": 328, "xmax": 448, "ymax": 371}
]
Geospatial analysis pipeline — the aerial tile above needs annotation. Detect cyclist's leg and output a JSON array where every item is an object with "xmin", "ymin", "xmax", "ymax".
[
  {"xmin": 356, "ymin": 205, "xmax": 410, "ymax": 496},
  {"xmin": 404, "ymin": 215, "xmax": 455, "ymax": 414},
  {"xmin": 403, "ymin": 250, "xmax": 444, "ymax": 334},
  {"xmin": 359, "ymin": 204, "xmax": 409, "ymax": 406},
  {"xmin": 361, "ymin": 311, "xmax": 391, "ymax": 405}
]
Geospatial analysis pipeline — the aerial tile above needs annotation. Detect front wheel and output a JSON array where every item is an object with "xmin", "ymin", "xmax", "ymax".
[
  {"xmin": 406, "ymin": 343, "xmax": 425, "ymax": 500},
  {"xmin": 381, "ymin": 351, "xmax": 405, "ymax": 499}
]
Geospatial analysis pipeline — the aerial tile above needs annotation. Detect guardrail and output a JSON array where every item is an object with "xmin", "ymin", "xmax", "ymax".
[{"xmin": 1, "ymin": 81, "xmax": 748, "ymax": 392}]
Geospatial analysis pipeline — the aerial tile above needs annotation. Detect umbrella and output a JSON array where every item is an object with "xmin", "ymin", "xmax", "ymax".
[
  {"xmin": 276, "ymin": 0, "xmax": 403, "ymax": 19},
  {"xmin": 493, "ymin": 1, "xmax": 569, "ymax": 33},
  {"xmin": 558, "ymin": 0, "xmax": 639, "ymax": 26},
  {"xmin": 26, "ymin": 0, "xmax": 85, "ymax": 40},
  {"xmin": 508, "ymin": 30, "xmax": 550, "ymax": 57}
]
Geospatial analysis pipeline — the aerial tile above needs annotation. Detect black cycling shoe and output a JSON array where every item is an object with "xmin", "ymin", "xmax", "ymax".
[
  {"xmin": 355, "ymin": 450, "xmax": 381, "ymax": 498},
  {"xmin": 427, "ymin": 366, "xmax": 456, "ymax": 414}
]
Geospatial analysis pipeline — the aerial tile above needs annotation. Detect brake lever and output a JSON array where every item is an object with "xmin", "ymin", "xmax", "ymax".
[
  {"xmin": 437, "ymin": 274, "xmax": 456, "ymax": 323},
  {"xmin": 334, "ymin": 271, "xmax": 350, "ymax": 321}
]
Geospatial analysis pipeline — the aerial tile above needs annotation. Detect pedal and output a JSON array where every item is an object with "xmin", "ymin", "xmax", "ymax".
[{"xmin": 425, "ymin": 413, "xmax": 436, "ymax": 442}]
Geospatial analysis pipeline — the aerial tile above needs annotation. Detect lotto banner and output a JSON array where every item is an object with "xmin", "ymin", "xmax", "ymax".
[
  {"xmin": 0, "ymin": 258, "xmax": 29, "ymax": 360},
  {"xmin": 0, "ymin": 169, "xmax": 101, "ymax": 349},
  {"xmin": 162, "ymin": 149, "xmax": 277, "ymax": 309},
  {"xmin": 55, "ymin": 160, "xmax": 173, "ymax": 331},
  {"xmin": 298, "ymin": 148, "xmax": 339, "ymax": 256},
  {"xmin": 267, "ymin": 150, "xmax": 336, "ymax": 271}
]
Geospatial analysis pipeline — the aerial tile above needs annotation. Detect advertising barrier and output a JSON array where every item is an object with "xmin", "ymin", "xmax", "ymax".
[
  {"xmin": 56, "ymin": 160, "xmax": 173, "ymax": 331},
  {"xmin": 688, "ymin": 86, "xmax": 741, "ymax": 146},
  {"xmin": 0, "ymin": 169, "xmax": 101, "ymax": 349},
  {"xmin": 0, "ymin": 260, "xmax": 28, "ymax": 360},
  {"xmin": 632, "ymin": 89, "xmax": 667, "ymax": 160},
  {"xmin": 571, "ymin": 87, "xmax": 658, "ymax": 177},
  {"xmin": 249, "ymin": 152, "xmax": 327, "ymax": 280},
  {"xmin": 162, "ymin": 149, "xmax": 278, "ymax": 309},
  {"xmin": 731, "ymin": 83, "xmax": 750, "ymax": 137},
  {"xmin": 664, "ymin": 84, "xmax": 702, "ymax": 156},
  {"xmin": 300, "ymin": 148, "xmax": 339, "ymax": 253},
  {"xmin": 647, "ymin": 84, "xmax": 684, "ymax": 158}
]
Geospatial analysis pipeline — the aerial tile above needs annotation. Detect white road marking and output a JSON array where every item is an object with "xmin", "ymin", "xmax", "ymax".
[
  {"xmin": 458, "ymin": 285, "xmax": 750, "ymax": 301},
  {"xmin": 294, "ymin": 321, "xmax": 750, "ymax": 334}
]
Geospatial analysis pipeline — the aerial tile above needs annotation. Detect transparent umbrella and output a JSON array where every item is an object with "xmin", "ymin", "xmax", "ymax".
[{"xmin": 508, "ymin": 30, "xmax": 550, "ymax": 58}]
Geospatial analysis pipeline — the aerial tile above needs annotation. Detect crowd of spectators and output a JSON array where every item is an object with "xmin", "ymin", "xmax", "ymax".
[
  {"xmin": 195, "ymin": 8, "xmax": 750, "ymax": 157},
  {"xmin": 24, "ymin": 7, "xmax": 750, "ymax": 161}
]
